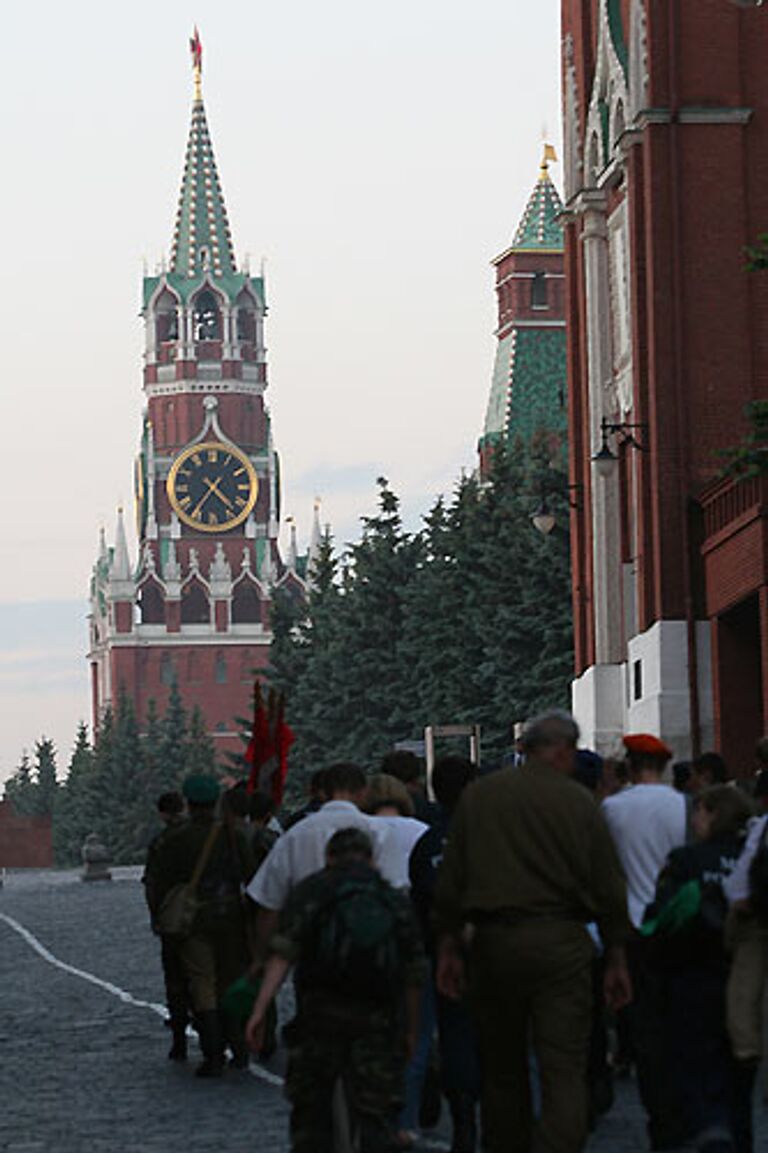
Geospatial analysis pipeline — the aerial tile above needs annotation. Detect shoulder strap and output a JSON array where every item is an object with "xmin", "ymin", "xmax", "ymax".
[{"xmin": 189, "ymin": 822, "xmax": 222, "ymax": 893}]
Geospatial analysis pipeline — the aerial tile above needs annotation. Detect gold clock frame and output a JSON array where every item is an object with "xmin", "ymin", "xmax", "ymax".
[{"xmin": 166, "ymin": 440, "xmax": 259, "ymax": 533}]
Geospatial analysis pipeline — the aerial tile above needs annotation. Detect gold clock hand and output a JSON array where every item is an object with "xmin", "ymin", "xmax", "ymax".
[
  {"xmin": 191, "ymin": 476, "xmax": 226, "ymax": 520},
  {"xmin": 204, "ymin": 476, "xmax": 235, "ymax": 511}
]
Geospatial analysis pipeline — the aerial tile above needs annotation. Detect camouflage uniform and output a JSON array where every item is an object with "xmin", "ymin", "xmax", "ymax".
[{"xmin": 271, "ymin": 863, "xmax": 426, "ymax": 1153}]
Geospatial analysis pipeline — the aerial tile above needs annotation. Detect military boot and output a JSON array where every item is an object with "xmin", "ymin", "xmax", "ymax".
[
  {"xmin": 223, "ymin": 1011, "xmax": 249, "ymax": 1070},
  {"xmin": 446, "ymin": 1092, "xmax": 477, "ymax": 1153},
  {"xmin": 195, "ymin": 1010, "xmax": 225, "ymax": 1078},
  {"xmin": 167, "ymin": 1017, "xmax": 188, "ymax": 1062},
  {"xmin": 730, "ymin": 1057, "xmax": 758, "ymax": 1153}
]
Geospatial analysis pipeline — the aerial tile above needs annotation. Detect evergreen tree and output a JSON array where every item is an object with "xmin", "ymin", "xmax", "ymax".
[
  {"xmin": 87, "ymin": 705, "xmax": 115, "ymax": 845},
  {"xmin": 32, "ymin": 737, "xmax": 58, "ymax": 817},
  {"xmin": 109, "ymin": 689, "xmax": 146, "ymax": 863},
  {"xmin": 4, "ymin": 750, "xmax": 36, "ymax": 815},
  {"xmin": 186, "ymin": 705, "xmax": 217, "ymax": 776},
  {"xmin": 160, "ymin": 679, "xmax": 188, "ymax": 787},
  {"xmin": 53, "ymin": 723, "xmax": 95, "ymax": 865}
]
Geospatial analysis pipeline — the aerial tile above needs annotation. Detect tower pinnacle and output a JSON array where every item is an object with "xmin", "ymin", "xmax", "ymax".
[
  {"xmin": 170, "ymin": 32, "xmax": 236, "ymax": 279},
  {"xmin": 190, "ymin": 27, "xmax": 203, "ymax": 103}
]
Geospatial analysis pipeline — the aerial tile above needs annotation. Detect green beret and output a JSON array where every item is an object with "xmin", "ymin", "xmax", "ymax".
[{"xmin": 182, "ymin": 775, "xmax": 220, "ymax": 805}]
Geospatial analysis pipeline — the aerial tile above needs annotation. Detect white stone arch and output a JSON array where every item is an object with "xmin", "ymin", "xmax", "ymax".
[
  {"xmin": 190, "ymin": 275, "xmax": 228, "ymax": 342},
  {"xmin": 563, "ymin": 33, "xmax": 583, "ymax": 199},
  {"xmin": 584, "ymin": 0, "xmax": 631, "ymax": 181},
  {"xmin": 628, "ymin": 0, "xmax": 650, "ymax": 121},
  {"xmin": 145, "ymin": 278, "xmax": 182, "ymax": 354}
]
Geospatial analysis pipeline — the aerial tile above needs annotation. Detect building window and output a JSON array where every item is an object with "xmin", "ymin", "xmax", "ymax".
[
  {"xmin": 531, "ymin": 273, "xmax": 549, "ymax": 310},
  {"xmin": 193, "ymin": 290, "xmax": 221, "ymax": 341},
  {"xmin": 633, "ymin": 660, "xmax": 643, "ymax": 702},
  {"xmin": 181, "ymin": 581, "xmax": 210, "ymax": 625},
  {"xmin": 215, "ymin": 654, "xmax": 228, "ymax": 685},
  {"xmin": 160, "ymin": 653, "xmax": 175, "ymax": 686},
  {"xmin": 232, "ymin": 581, "xmax": 261, "ymax": 625},
  {"xmin": 138, "ymin": 581, "xmax": 164, "ymax": 625}
]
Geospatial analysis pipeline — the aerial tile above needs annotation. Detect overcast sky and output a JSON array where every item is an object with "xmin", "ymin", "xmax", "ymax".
[{"xmin": 0, "ymin": 0, "xmax": 562, "ymax": 779}]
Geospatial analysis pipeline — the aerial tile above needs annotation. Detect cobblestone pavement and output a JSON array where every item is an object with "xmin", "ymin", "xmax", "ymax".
[{"xmin": 1, "ymin": 870, "xmax": 767, "ymax": 1152}]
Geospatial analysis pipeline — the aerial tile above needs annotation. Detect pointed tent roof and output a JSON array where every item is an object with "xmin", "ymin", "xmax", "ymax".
[
  {"xmin": 110, "ymin": 507, "xmax": 132, "ymax": 584},
  {"xmin": 508, "ymin": 149, "xmax": 564, "ymax": 254},
  {"xmin": 170, "ymin": 92, "xmax": 236, "ymax": 279},
  {"xmin": 308, "ymin": 500, "xmax": 323, "ymax": 571},
  {"xmin": 143, "ymin": 42, "xmax": 266, "ymax": 310}
]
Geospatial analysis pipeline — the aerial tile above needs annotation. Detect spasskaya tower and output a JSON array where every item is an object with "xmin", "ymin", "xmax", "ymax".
[{"xmin": 88, "ymin": 34, "xmax": 307, "ymax": 755}]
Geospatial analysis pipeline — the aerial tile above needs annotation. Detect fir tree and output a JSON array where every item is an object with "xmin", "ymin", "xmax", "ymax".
[
  {"xmin": 109, "ymin": 689, "xmax": 145, "ymax": 863},
  {"xmin": 32, "ymin": 737, "xmax": 58, "ymax": 817},
  {"xmin": 160, "ymin": 679, "xmax": 188, "ymax": 787},
  {"xmin": 186, "ymin": 706, "xmax": 217, "ymax": 776},
  {"xmin": 53, "ymin": 723, "xmax": 95, "ymax": 865},
  {"xmin": 4, "ymin": 750, "xmax": 36, "ymax": 815}
]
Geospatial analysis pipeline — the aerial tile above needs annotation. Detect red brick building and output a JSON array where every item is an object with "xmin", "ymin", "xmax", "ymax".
[
  {"xmin": 88, "ymin": 49, "xmax": 313, "ymax": 758},
  {"xmin": 0, "ymin": 802, "xmax": 53, "ymax": 868},
  {"xmin": 561, "ymin": 0, "xmax": 768, "ymax": 763}
]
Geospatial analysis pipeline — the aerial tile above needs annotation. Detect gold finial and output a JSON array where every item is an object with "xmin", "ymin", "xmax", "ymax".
[
  {"xmin": 190, "ymin": 27, "xmax": 203, "ymax": 102},
  {"xmin": 540, "ymin": 143, "xmax": 558, "ymax": 180}
]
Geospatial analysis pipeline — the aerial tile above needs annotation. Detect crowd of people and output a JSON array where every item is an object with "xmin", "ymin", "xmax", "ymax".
[{"xmin": 141, "ymin": 714, "xmax": 768, "ymax": 1153}]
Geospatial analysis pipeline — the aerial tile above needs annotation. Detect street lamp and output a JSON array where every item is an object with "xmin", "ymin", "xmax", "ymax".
[
  {"xmin": 530, "ymin": 474, "xmax": 582, "ymax": 536},
  {"xmin": 591, "ymin": 417, "xmax": 648, "ymax": 479},
  {"xmin": 531, "ymin": 499, "xmax": 557, "ymax": 536}
]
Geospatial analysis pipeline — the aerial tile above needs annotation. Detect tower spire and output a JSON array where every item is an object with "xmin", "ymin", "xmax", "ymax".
[
  {"xmin": 111, "ymin": 507, "xmax": 131, "ymax": 581},
  {"xmin": 511, "ymin": 150, "xmax": 564, "ymax": 251},
  {"xmin": 170, "ymin": 32, "xmax": 236, "ymax": 279},
  {"xmin": 190, "ymin": 27, "xmax": 203, "ymax": 103}
]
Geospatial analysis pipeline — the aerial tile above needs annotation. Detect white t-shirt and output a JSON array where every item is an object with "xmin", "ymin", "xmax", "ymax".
[
  {"xmin": 246, "ymin": 800, "xmax": 390, "ymax": 911},
  {"xmin": 368, "ymin": 815, "xmax": 428, "ymax": 891},
  {"xmin": 602, "ymin": 784, "xmax": 687, "ymax": 928}
]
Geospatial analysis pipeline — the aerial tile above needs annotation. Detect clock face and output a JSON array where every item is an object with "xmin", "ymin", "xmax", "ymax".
[{"xmin": 166, "ymin": 441, "xmax": 259, "ymax": 533}]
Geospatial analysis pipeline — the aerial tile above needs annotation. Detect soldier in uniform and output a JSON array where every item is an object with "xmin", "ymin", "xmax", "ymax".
[
  {"xmin": 152, "ymin": 775, "xmax": 256, "ymax": 1078},
  {"xmin": 245, "ymin": 827, "xmax": 426, "ymax": 1153},
  {"xmin": 435, "ymin": 710, "xmax": 632, "ymax": 1153},
  {"xmin": 142, "ymin": 791, "xmax": 189, "ymax": 1060}
]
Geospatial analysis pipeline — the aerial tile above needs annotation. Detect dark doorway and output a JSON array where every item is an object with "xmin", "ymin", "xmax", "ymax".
[{"xmin": 715, "ymin": 595, "xmax": 763, "ymax": 775}]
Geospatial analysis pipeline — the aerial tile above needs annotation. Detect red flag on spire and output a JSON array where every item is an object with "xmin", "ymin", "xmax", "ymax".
[{"xmin": 190, "ymin": 27, "xmax": 203, "ymax": 73}]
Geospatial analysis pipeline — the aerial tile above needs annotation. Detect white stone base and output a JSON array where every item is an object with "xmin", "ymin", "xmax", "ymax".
[
  {"xmin": 571, "ymin": 663, "xmax": 626, "ymax": 756},
  {"xmin": 572, "ymin": 619, "xmax": 714, "ymax": 760}
]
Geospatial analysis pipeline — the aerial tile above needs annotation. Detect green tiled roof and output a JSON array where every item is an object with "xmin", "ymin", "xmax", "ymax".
[
  {"xmin": 171, "ymin": 96, "xmax": 236, "ymax": 280},
  {"xmin": 483, "ymin": 331, "xmax": 516, "ymax": 440},
  {"xmin": 141, "ymin": 91, "xmax": 268, "ymax": 310},
  {"xmin": 512, "ymin": 170, "xmax": 564, "ymax": 252},
  {"xmin": 142, "ymin": 270, "xmax": 266, "ymax": 309},
  {"xmin": 506, "ymin": 327, "xmax": 567, "ymax": 445},
  {"xmin": 607, "ymin": 0, "xmax": 629, "ymax": 75},
  {"xmin": 480, "ymin": 327, "xmax": 567, "ymax": 449}
]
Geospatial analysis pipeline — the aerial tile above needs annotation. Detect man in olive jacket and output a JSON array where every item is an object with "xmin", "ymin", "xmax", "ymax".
[
  {"xmin": 151, "ymin": 775, "xmax": 256, "ymax": 1077},
  {"xmin": 435, "ymin": 710, "xmax": 632, "ymax": 1153}
]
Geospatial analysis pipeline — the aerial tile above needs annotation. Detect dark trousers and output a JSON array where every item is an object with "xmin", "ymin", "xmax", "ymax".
[
  {"xmin": 625, "ymin": 938, "xmax": 689, "ymax": 1149},
  {"xmin": 436, "ymin": 986, "xmax": 481, "ymax": 1099},
  {"xmin": 470, "ymin": 920, "xmax": 593, "ymax": 1153},
  {"xmin": 160, "ymin": 935, "xmax": 189, "ymax": 1025},
  {"xmin": 667, "ymin": 968, "xmax": 747, "ymax": 1152}
]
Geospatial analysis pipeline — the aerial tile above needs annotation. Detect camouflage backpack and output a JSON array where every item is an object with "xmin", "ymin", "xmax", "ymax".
[{"xmin": 305, "ymin": 871, "xmax": 402, "ymax": 1006}]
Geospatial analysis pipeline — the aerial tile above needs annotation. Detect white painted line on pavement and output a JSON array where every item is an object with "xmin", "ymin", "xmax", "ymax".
[
  {"xmin": 0, "ymin": 911, "xmax": 449, "ymax": 1145},
  {"xmin": 0, "ymin": 911, "xmax": 168, "ymax": 1016},
  {"xmin": 0, "ymin": 912, "xmax": 299, "ymax": 1092}
]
